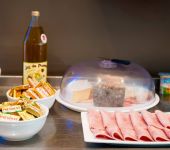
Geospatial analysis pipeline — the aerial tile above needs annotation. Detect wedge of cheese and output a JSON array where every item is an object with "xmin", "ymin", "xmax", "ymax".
[{"xmin": 64, "ymin": 80, "xmax": 92, "ymax": 103}]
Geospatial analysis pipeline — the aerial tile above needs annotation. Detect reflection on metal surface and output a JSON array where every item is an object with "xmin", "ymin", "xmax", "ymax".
[
  {"xmin": 160, "ymin": 95, "xmax": 170, "ymax": 101},
  {"xmin": 38, "ymin": 116, "xmax": 57, "ymax": 141},
  {"xmin": 0, "ymin": 136, "xmax": 6, "ymax": 144},
  {"xmin": 66, "ymin": 120, "xmax": 74, "ymax": 130},
  {"xmin": 158, "ymin": 95, "xmax": 170, "ymax": 111},
  {"xmin": 53, "ymin": 102, "xmax": 80, "ymax": 123}
]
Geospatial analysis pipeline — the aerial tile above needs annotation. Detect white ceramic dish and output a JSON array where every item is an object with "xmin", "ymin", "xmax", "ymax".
[
  {"xmin": 6, "ymin": 89, "xmax": 57, "ymax": 109},
  {"xmin": 0, "ymin": 104, "xmax": 49, "ymax": 141},
  {"xmin": 81, "ymin": 112, "xmax": 170, "ymax": 146},
  {"xmin": 56, "ymin": 90, "xmax": 160, "ymax": 112}
]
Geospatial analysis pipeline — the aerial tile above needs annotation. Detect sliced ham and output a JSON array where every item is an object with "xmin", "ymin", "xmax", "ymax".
[
  {"xmin": 87, "ymin": 109, "xmax": 112, "ymax": 139},
  {"xmin": 88, "ymin": 109, "xmax": 170, "ymax": 142},
  {"xmin": 130, "ymin": 111, "xmax": 153, "ymax": 141},
  {"xmin": 130, "ymin": 111, "xmax": 148, "ymax": 129},
  {"xmin": 141, "ymin": 110, "xmax": 163, "ymax": 129},
  {"xmin": 123, "ymin": 97, "xmax": 137, "ymax": 107},
  {"xmin": 134, "ymin": 127, "xmax": 153, "ymax": 141},
  {"xmin": 155, "ymin": 110, "xmax": 170, "ymax": 129},
  {"xmin": 101, "ymin": 111, "xmax": 123, "ymax": 140},
  {"xmin": 148, "ymin": 126, "xmax": 169, "ymax": 141},
  {"xmin": 115, "ymin": 112, "xmax": 137, "ymax": 141},
  {"xmin": 163, "ymin": 128, "xmax": 170, "ymax": 138}
]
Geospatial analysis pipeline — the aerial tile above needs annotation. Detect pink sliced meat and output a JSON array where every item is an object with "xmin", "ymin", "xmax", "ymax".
[
  {"xmin": 87, "ymin": 109, "xmax": 112, "ymax": 139},
  {"xmin": 148, "ymin": 126, "xmax": 169, "ymax": 141},
  {"xmin": 101, "ymin": 111, "xmax": 123, "ymax": 140},
  {"xmin": 130, "ymin": 111, "xmax": 148, "ymax": 129},
  {"xmin": 141, "ymin": 110, "xmax": 163, "ymax": 129},
  {"xmin": 115, "ymin": 112, "xmax": 137, "ymax": 141},
  {"xmin": 130, "ymin": 111, "xmax": 153, "ymax": 141},
  {"xmin": 155, "ymin": 110, "xmax": 170, "ymax": 129},
  {"xmin": 163, "ymin": 128, "xmax": 170, "ymax": 138},
  {"xmin": 123, "ymin": 97, "xmax": 137, "ymax": 107},
  {"xmin": 134, "ymin": 127, "xmax": 153, "ymax": 141}
]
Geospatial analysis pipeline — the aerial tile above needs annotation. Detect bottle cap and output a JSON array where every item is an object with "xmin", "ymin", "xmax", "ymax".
[{"xmin": 31, "ymin": 11, "xmax": 40, "ymax": 16}]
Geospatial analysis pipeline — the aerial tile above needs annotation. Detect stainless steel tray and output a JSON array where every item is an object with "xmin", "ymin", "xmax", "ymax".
[{"xmin": 0, "ymin": 76, "xmax": 170, "ymax": 149}]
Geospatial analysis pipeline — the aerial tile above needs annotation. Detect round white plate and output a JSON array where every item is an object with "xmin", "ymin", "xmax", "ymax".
[{"xmin": 56, "ymin": 90, "xmax": 160, "ymax": 112}]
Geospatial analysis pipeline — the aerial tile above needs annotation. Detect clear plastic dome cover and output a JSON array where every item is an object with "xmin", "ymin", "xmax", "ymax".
[{"xmin": 59, "ymin": 59, "xmax": 156, "ymax": 110}]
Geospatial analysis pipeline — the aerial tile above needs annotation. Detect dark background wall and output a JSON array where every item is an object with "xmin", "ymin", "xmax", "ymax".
[{"xmin": 0, "ymin": 0, "xmax": 170, "ymax": 76}]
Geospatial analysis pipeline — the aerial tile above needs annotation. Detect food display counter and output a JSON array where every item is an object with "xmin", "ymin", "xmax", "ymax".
[{"xmin": 0, "ymin": 76, "xmax": 170, "ymax": 149}]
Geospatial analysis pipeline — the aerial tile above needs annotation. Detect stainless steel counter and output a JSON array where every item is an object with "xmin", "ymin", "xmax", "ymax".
[{"xmin": 0, "ymin": 76, "xmax": 170, "ymax": 149}]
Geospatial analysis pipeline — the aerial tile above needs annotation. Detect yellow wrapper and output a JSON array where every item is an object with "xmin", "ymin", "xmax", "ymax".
[
  {"xmin": 18, "ymin": 110, "xmax": 35, "ymax": 120},
  {"xmin": 26, "ymin": 105, "xmax": 42, "ymax": 117}
]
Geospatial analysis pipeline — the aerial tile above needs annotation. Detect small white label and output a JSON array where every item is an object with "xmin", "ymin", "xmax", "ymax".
[
  {"xmin": 2, "ymin": 105, "xmax": 22, "ymax": 113},
  {"xmin": 41, "ymin": 34, "xmax": 47, "ymax": 44},
  {"xmin": 0, "ymin": 113, "xmax": 20, "ymax": 121}
]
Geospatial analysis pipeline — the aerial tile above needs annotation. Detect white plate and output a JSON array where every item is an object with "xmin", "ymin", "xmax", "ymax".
[
  {"xmin": 81, "ymin": 112, "xmax": 170, "ymax": 146},
  {"xmin": 56, "ymin": 90, "xmax": 160, "ymax": 112}
]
